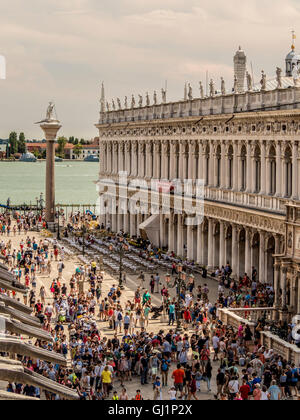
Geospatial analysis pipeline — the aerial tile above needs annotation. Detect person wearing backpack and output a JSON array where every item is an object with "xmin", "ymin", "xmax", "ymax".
[
  {"xmin": 161, "ymin": 355, "xmax": 171, "ymax": 386},
  {"xmin": 115, "ymin": 309, "xmax": 123, "ymax": 334}
]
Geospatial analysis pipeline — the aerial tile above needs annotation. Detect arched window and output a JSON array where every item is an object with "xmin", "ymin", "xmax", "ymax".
[
  {"xmin": 254, "ymin": 146, "xmax": 261, "ymax": 193},
  {"xmin": 216, "ymin": 145, "xmax": 221, "ymax": 187},
  {"xmin": 269, "ymin": 146, "xmax": 276, "ymax": 195},
  {"xmin": 240, "ymin": 145, "xmax": 247, "ymax": 191},
  {"xmin": 228, "ymin": 145, "xmax": 233, "ymax": 189},
  {"xmin": 284, "ymin": 146, "xmax": 293, "ymax": 197}
]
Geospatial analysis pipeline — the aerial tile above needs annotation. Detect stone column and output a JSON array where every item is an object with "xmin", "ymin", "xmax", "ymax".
[
  {"xmin": 261, "ymin": 141, "xmax": 266, "ymax": 195},
  {"xmin": 177, "ymin": 214, "xmax": 184, "ymax": 256},
  {"xmin": 219, "ymin": 221, "xmax": 225, "ymax": 268},
  {"xmin": 178, "ymin": 141, "xmax": 185, "ymax": 181},
  {"xmin": 40, "ymin": 121, "xmax": 62, "ymax": 225},
  {"xmin": 168, "ymin": 214, "xmax": 175, "ymax": 252},
  {"xmin": 118, "ymin": 142, "xmax": 123, "ymax": 173},
  {"xmin": 246, "ymin": 141, "xmax": 252, "ymax": 193},
  {"xmin": 123, "ymin": 213, "xmax": 129, "ymax": 234},
  {"xmin": 198, "ymin": 142, "xmax": 204, "ymax": 182},
  {"xmin": 188, "ymin": 141, "xmax": 196, "ymax": 180},
  {"xmin": 231, "ymin": 224, "xmax": 238, "ymax": 277},
  {"xmin": 129, "ymin": 214, "xmax": 136, "ymax": 237},
  {"xmin": 170, "ymin": 141, "xmax": 177, "ymax": 180},
  {"xmin": 207, "ymin": 218, "xmax": 214, "ymax": 269},
  {"xmin": 107, "ymin": 143, "xmax": 112, "ymax": 173},
  {"xmin": 297, "ymin": 277, "xmax": 300, "ymax": 314},
  {"xmin": 274, "ymin": 263, "xmax": 281, "ymax": 309},
  {"xmin": 197, "ymin": 223, "xmax": 203, "ymax": 264},
  {"xmin": 162, "ymin": 141, "xmax": 169, "ymax": 179},
  {"xmin": 145, "ymin": 141, "xmax": 152, "ymax": 178},
  {"xmin": 276, "ymin": 141, "xmax": 282, "ymax": 197},
  {"xmin": 245, "ymin": 228, "xmax": 251, "ymax": 276},
  {"xmin": 259, "ymin": 231, "xmax": 266, "ymax": 283},
  {"xmin": 153, "ymin": 141, "xmax": 160, "ymax": 179},
  {"xmin": 209, "ymin": 142, "xmax": 214, "ymax": 186},
  {"xmin": 99, "ymin": 139, "xmax": 105, "ymax": 175},
  {"xmin": 220, "ymin": 142, "xmax": 226, "ymax": 189},
  {"xmin": 131, "ymin": 141, "xmax": 137, "ymax": 177},
  {"xmin": 125, "ymin": 142, "xmax": 131, "ymax": 176},
  {"xmin": 233, "ymin": 142, "xmax": 239, "ymax": 191},
  {"xmin": 292, "ymin": 141, "xmax": 298, "ymax": 199},
  {"xmin": 138, "ymin": 142, "xmax": 145, "ymax": 178},
  {"xmin": 281, "ymin": 267, "xmax": 288, "ymax": 310},
  {"xmin": 187, "ymin": 224, "xmax": 194, "ymax": 260}
]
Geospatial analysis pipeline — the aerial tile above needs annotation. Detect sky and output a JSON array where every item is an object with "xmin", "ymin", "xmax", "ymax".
[{"xmin": 0, "ymin": 0, "xmax": 300, "ymax": 140}]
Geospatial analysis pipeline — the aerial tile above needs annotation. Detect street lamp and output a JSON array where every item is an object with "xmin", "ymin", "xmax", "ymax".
[
  {"xmin": 171, "ymin": 268, "xmax": 187, "ymax": 333},
  {"xmin": 165, "ymin": 273, "xmax": 171, "ymax": 286},
  {"xmin": 57, "ymin": 205, "xmax": 61, "ymax": 240}
]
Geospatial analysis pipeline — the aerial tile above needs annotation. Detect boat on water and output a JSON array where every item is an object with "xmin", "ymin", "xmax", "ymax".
[
  {"xmin": 19, "ymin": 152, "xmax": 37, "ymax": 163},
  {"xmin": 84, "ymin": 155, "xmax": 99, "ymax": 162}
]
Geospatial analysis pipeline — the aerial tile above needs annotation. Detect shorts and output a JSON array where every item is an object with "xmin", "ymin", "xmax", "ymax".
[
  {"xmin": 124, "ymin": 324, "xmax": 130, "ymax": 330},
  {"xmin": 152, "ymin": 367, "xmax": 158, "ymax": 375},
  {"xmin": 175, "ymin": 383, "xmax": 183, "ymax": 392}
]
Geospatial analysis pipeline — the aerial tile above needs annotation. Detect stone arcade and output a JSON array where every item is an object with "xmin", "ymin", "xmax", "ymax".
[{"xmin": 96, "ymin": 42, "xmax": 300, "ymax": 320}]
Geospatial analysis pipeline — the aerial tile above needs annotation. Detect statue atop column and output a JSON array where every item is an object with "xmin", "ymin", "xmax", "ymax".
[
  {"xmin": 153, "ymin": 91, "xmax": 157, "ymax": 105},
  {"xmin": 276, "ymin": 67, "xmax": 282, "ymax": 89},
  {"xmin": 260, "ymin": 70, "xmax": 267, "ymax": 91},
  {"xmin": 209, "ymin": 79, "xmax": 215, "ymax": 97},
  {"xmin": 199, "ymin": 81, "xmax": 204, "ymax": 99},
  {"xmin": 46, "ymin": 102, "xmax": 55, "ymax": 121},
  {"xmin": 221, "ymin": 77, "xmax": 226, "ymax": 95},
  {"xmin": 161, "ymin": 88, "xmax": 167, "ymax": 103},
  {"xmin": 246, "ymin": 71, "xmax": 253, "ymax": 91},
  {"xmin": 188, "ymin": 83, "xmax": 193, "ymax": 100}
]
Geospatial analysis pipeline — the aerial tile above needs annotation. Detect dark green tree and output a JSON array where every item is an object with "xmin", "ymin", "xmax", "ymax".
[
  {"xmin": 57, "ymin": 136, "xmax": 68, "ymax": 158},
  {"xmin": 18, "ymin": 132, "xmax": 26, "ymax": 154},
  {"xmin": 8, "ymin": 132, "xmax": 18, "ymax": 156}
]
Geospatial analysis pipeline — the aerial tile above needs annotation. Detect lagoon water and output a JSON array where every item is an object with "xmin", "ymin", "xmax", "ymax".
[{"xmin": 0, "ymin": 161, "xmax": 99, "ymax": 205}]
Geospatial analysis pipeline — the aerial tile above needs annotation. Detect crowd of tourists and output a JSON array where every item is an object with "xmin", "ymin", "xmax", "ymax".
[{"xmin": 0, "ymin": 210, "xmax": 299, "ymax": 400}]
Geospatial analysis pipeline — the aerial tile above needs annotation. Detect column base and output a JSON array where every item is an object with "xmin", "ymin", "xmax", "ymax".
[{"xmin": 46, "ymin": 222, "xmax": 57, "ymax": 232}]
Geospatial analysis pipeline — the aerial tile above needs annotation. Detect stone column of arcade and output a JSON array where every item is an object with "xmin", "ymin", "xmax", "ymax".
[{"xmin": 36, "ymin": 102, "xmax": 62, "ymax": 230}]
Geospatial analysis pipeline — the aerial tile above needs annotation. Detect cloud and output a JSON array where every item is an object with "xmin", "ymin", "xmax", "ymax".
[{"xmin": 0, "ymin": 0, "xmax": 298, "ymax": 139}]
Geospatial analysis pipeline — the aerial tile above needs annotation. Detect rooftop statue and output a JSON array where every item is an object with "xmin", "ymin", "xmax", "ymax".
[
  {"xmin": 188, "ymin": 83, "xmax": 193, "ymax": 100},
  {"xmin": 209, "ymin": 79, "xmax": 215, "ymax": 97},
  {"xmin": 146, "ymin": 92, "xmax": 150, "ymax": 106},
  {"xmin": 153, "ymin": 91, "xmax": 157, "ymax": 105},
  {"xmin": 106, "ymin": 102, "xmax": 110, "ymax": 112},
  {"xmin": 199, "ymin": 81, "xmax": 204, "ymax": 99},
  {"xmin": 276, "ymin": 67, "xmax": 282, "ymax": 89},
  {"xmin": 117, "ymin": 98, "xmax": 122, "ymax": 110},
  {"xmin": 112, "ymin": 99, "xmax": 116, "ymax": 111},
  {"xmin": 292, "ymin": 62, "xmax": 300, "ymax": 87},
  {"xmin": 260, "ymin": 70, "xmax": 267, "ymax": 91},
  {"xmin": 138, "ymin": 94, "xmax": 143, "ymax": 108},
  {"xmin": 161, "ymin": 88, "xmax": 167, "ymax": 103},
  {"xmin": 131, "ymin": 95, "xmax": 136, "ymax": 108},
  {"xmin": 221, "ymin": 77, "xmax": 226, "ymax": 95},
  {"xmin": 124, "ymin": 96, "xmax": 128, "ymax": 109},
  {"xmin": 246, "ymin": 71, "xmax": 253, "ymax": 91}
]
